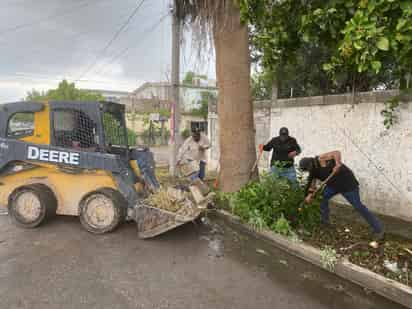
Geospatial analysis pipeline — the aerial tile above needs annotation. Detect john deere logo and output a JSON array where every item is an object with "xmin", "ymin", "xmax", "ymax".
[{"xmin": 27, "ymin": 146, "xmax": 80, "ymax": 165}]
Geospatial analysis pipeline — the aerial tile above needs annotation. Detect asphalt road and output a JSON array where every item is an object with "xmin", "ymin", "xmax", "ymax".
[{"xmin": 0, "ymin": 214, "xmax": 406, "ymax": 309}]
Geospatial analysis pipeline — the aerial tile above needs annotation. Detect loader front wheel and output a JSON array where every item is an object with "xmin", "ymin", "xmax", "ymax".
[
  {"xmin": 79, "ymin": 189, "xmax": 125, "ymax": 234},
  {"xmin": 8, "ymin": 185, "xmax": 56, "ymax": 228}
]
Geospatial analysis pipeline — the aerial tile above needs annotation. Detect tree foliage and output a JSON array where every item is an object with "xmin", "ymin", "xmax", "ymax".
[
  {"xmin": 240, "ymin": 0, "xmax": 412, "ymax": 93},
  {"xmin": 225, "ymin": 173, "xmax": 321, "ymax": 232},
  {"xmin": 26, "ymin": 80, "xmax": 104, "ymax": 101},
  {"xmin": 251, "ymin": 71, "xmax": 272, "ymax": 100},
  {"xmin": 189, "ymin": 91, "xmax": 215, "ymax": 119},
  {"xmin": 182, "ymin": 71, "xmax": 208, "ymax": 85},
  {"xmin": 183, "ymin": 71, "xmax": 196, "ymax": 85}
]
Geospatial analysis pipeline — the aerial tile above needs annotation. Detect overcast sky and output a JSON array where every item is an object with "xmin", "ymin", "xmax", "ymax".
[{"xmin": 0, "ymin": 0, "xmax": 215, "ymax": 102}]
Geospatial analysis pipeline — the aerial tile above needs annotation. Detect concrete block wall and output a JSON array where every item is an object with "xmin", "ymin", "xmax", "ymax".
[{"xmin": 208, "ymin": 90, "xmax": 412, "ymax": 222}]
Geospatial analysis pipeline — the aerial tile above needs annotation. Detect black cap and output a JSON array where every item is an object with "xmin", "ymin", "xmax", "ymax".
[
  {"xmin": 279, "ymin": 127, "xmax": 289, "ymax": 136},
  {"xmin": 299, "ymin": 157, "xmax": 314, "ymax": 171}
]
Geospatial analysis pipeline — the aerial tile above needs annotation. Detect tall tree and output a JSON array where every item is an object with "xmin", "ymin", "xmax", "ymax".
[{"xmin": 178, "ymin": 1, "xmax": 257, "ymax": 192}]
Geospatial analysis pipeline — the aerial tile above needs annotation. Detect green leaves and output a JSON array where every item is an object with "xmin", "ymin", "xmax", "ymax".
[
  {"xmin": 400, "ymin": 2, "xmax": 412, "ymax": 14},
  {"xmin": 396, "ymin": 18, "xmax": 407, "ymax": 31},
  {"xmin": 377, "ymin": 37, "xmax": 390, "ymax": 51},
  {"xmin": 228, "ymin": 173, "xmax": 321, "ymax": 232},
  {"xmin": 240, "ymin": 0, "xmax": 412, "ymax": 96},
  {"xmin": 322, "ymin": 63, "xmax": 334, "ymax": 71},
  {"xmin": 371, "ymin": 60, "xmax": 382, "ymax": 73},
  {"xmin": 354, "ymin": 41, "xmax": 363, "ymax": 50}
]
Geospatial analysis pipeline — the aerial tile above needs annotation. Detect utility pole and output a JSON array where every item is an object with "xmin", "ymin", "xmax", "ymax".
[{"xmin": 169, "ymin": 0, "xmax": 181, "ymax": 176}]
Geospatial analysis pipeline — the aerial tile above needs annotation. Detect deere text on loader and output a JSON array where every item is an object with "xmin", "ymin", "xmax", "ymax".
[{"xmin": 0, "ymin": 101, "xmax": 201, "ymax": 238}]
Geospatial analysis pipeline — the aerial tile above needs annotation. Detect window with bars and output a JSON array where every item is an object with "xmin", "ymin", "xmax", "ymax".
[
  {"xmin": 53, "ymin": 109, "xmax": 98, "ymax": 150},
  {"xmin": 103, "ymin": 111, "xmax": 127, "ymax": 147},
  {"xmin": 190, "ymin": 121, "xmax": 208, "ymax": 133}
]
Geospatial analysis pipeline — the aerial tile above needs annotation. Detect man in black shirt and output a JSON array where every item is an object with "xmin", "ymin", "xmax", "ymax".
[
  {"xmin": 299, "ymin": 151, "xmax": 384, "ymax": 240},
  {"xmin": 259, "ymin": 127, "xmax": 301, "ymax": 182}
]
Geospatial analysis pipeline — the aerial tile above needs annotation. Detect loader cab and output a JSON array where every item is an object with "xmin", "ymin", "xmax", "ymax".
[
  {"xmin": 48, "ymin": 101, "xmax": 130, "ymax": 157},
  {"xmin": 0, "ymin": 101, "xmax": 130, "ymax": 158}
]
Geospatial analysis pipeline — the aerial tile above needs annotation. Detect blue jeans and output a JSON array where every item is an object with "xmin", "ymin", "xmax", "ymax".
[
  {"xmin": 321, "ymin": 186, "xmax": 383, "ymax": 233},
  {"xmin": 198, "ymin": 161, "xmax": 206, "ymax": 180},
  {"xmin": 190, "ymin": 161, "xmax": 206, "ymax": 181},
  {"xmin": 270, "ymin": 166, "xmax": 297, "ymax": 183}
]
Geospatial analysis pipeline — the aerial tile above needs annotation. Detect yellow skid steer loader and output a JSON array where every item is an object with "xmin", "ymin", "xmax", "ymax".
[{"xmin": 0, "ymin": 101, "xmax": 201, "ymax": 238}]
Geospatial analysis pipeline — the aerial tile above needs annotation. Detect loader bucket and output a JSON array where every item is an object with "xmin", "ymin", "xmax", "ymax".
[{"xmin": 134, "ymin": 203, "xmax": 201, "ymax": 239}]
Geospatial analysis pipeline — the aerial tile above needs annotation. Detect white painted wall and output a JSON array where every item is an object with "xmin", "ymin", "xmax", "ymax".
[{"xmin": 208, "ymin": 91, "xmax": 412, "ymax": 222}]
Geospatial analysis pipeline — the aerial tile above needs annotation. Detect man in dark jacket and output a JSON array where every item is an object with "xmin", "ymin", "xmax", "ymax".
[
  {"xmin": 259, "ymin": 127, "xmax": 301, "ymax": 182},
  {"xmin": 299, "ymin": 151, "xmax": 384, "ymax": 240}
]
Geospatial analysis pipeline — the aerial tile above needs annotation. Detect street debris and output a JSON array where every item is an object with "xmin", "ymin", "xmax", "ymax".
[
  {"xmin": 404, "ymin": 248, "xmax": 412, "ymax": 256},
  {"xmin": 256, "ymin": 248, "xmax": 269, "ymax": 256},
  {"xmin": 279, "ymin": 259, "xmax": 288, "ymax": 267},
  {"xmin": 298, "ymin": 211, "xmax": 412, "ymax": 287},
  {"xmin": 201, "ymin": 216, "xmax": 211, "ymax": 226},
  {"xmin": 145, "ymin": 188, "xmax": 184, "ymax": 212},
  {"xmin": 324, "ymin": 284, "xmax": 345, "ymax": 292},
  {"xmin": 208, "ymin": 238, "xmax": 224, "ymax": 258},
  {"xmin": 369, "ymin": 241, "xmax": 379, "ymax": 249},
  {"xmin": 320, "ymin": 246, "xmax": 338, "ymax": 271},
  {"xmin": 301, "ymin": 271, "xmax": 316, "ymax": 280},
  {"xmin": 383, "ymin": 260, "xmax": 400, "ymax": 274}
]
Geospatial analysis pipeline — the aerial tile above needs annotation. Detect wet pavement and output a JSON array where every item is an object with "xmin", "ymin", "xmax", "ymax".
[{"xmin": 0, "ymin": 215, "xmax": 406, "ymax": 309}]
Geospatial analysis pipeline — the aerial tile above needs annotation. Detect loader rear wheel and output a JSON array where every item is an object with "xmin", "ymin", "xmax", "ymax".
[
  {"xmin": 8, "ymin": 185, "xmax": 57, "ymax": 228},
  {"xmin": 79, "ymin": 189, "xmax": 126, "ymax": 234}
]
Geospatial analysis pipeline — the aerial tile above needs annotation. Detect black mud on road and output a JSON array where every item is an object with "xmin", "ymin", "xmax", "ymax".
[{"xmin": 0, "ymin": 214, "xmax": 406, "ymax": 309}]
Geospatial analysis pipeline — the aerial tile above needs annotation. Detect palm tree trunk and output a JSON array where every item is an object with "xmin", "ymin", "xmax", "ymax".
[{"xmin": 213, "ymin": 2, "xmax": 257, "ymax": 192}]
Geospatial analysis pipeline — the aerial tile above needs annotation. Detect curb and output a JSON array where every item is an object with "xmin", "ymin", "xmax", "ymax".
[{"xmin": 212, "ymin": 210, "xmax": 412, "ymax": 309}]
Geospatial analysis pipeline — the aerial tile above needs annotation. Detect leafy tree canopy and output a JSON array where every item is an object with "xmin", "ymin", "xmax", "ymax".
[
  {"xmin": 26, "ymin": 80, "xmax": 104, "ymax": 101},
  {"xmin": 240, "ymin": 0, "xmax": 412, "ymax": 93},
  {"xmin": 190, "ymin": 91, "xmax": 216, "ymax": 119},
  {"xmin": 182, "ymin": 71, "xmax": 208, "ymax": 85}
]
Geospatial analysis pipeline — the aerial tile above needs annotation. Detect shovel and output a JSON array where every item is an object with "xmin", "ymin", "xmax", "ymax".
[
  {"xmin": 250, "ymin": 148, "xmax": 264, "ymax": 178},
  {"xmin": 298, "ymin": 170, "xmax": 337, "ymax": 211}
]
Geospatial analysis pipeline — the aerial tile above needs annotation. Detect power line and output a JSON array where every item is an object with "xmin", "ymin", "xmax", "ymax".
[
  {"xmin": 95, "ymin": 13, "xmax": 170, "ymax": 75},
  {"xmin": 0, "ymin": 73, "xmax": 137, "ymax": 87},
  {"xmin": 338, "ymin": 127, "xmax": 411, "ymax": 203},
  {"xmin": 0, "ymin": 0, "xmax": 104, "ymax": 37},
  {"xmin": 75, "ymin": 0, "xmax": 146, "ymax": 82}
]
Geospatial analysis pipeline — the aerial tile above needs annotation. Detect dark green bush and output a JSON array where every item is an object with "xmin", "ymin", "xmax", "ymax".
[{"xmin": 228, "ymin": 173, "xmax": 321, "ymax": 232}]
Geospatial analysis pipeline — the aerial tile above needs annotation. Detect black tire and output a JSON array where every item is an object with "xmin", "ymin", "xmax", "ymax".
[
  {"xmin": 79, "ymin": 189, "xmax": 126, "ymax": 234},
  {"xmin": 8, "ymin": 184, "xmax": 57, "ymax": 228}
]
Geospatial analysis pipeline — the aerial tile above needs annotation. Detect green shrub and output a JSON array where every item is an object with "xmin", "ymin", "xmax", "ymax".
[
  {"xmin": 272, "ymin": 214, "xmax": 292, "ymax": 236},
  {"xmin": 228, "ymin": 173, "xmax": 321, "ymax": 233}
]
